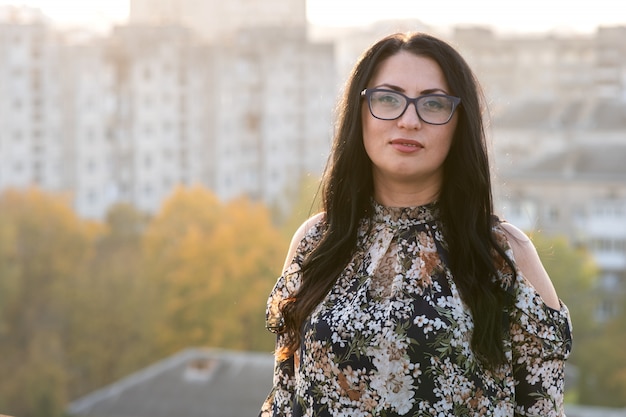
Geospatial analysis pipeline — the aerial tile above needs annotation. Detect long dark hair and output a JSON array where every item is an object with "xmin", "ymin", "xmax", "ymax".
[{"xmin": 278, "ymin": 32, "xmax": 515, "ymax": 369}]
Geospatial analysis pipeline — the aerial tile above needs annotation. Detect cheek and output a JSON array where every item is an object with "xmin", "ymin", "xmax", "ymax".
[
  {"xmin": 440, "ymin": 119, "xmax": 458, "ymax": 153},
  {"xmin": 362, "ymin": 120, "xmax": 387, "ymax": 161}
]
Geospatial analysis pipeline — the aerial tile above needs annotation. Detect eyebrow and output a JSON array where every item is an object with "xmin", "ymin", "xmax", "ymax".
[{"xmin": 374, "ymin": 83, "xmax": 450, "ymax": 95}]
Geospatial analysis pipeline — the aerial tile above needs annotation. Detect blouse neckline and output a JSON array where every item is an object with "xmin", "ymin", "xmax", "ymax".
[{"xmin": 371, "ymin": 199, "xmax": 440, "ymax": 228}]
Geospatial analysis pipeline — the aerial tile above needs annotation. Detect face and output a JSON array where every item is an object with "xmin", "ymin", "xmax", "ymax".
[{"xmin": 362, "ymin": 51, "xmax": 458, "ymax": 201}]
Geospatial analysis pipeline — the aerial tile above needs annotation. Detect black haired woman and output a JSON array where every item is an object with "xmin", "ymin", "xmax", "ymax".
[{"xmin": 260, "ymin": 32, "xmax": 572, "ymax": 417}]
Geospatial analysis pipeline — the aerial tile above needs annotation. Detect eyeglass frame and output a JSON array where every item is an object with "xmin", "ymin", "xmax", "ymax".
[{"xmin": 360, "ymin": 88, "xmax": 461, "ymax": 125}]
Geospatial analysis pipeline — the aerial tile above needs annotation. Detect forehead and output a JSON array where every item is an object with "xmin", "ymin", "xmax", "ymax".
[{"xmin": 368, "ymin": 51, "xmax": 450, "ymax": 91}]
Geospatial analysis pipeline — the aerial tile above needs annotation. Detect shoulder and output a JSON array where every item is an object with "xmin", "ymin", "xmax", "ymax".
[
  {"xmin": 499, "ymin": 222, "xmax": 561, "ymax": 310},
  {"xmin": 282, "ymin": 212, "xmax": 326, "ymax": 271}
]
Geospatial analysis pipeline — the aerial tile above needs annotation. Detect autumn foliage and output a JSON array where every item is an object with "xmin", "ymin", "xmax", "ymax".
[
  {"xmin": 0, "ymin": 187, "xmax": 287, "ymax": 417},
  {"xmin": 0, "ymin": 186, "xmax": 624, "ymax": 416}
]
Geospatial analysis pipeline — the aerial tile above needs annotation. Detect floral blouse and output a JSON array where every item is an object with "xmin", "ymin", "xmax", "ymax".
[{"xmin": 260, "ymin": 202, "xmax": 573, "ymax": 417}]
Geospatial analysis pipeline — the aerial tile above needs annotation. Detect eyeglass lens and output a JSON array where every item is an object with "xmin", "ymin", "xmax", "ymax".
[{"xmin": 367, "ymin": 90, "xmax": 457, "ymax": 124}]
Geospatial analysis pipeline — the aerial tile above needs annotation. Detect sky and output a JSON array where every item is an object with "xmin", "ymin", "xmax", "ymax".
[{"xmin": 0, "ymin": 0, "xmax": 623, "ymax": 35}]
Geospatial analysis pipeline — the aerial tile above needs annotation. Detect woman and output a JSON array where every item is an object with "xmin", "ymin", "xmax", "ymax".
[{"xmin": 260, "ymin": 32, "xmax": 572, "ymax": 417}]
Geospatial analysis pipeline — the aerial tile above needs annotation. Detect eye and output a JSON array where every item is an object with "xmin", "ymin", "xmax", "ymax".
[
  {"xmin": 420, "ymin": 95, "xmax": 450, "ymax": 112},
  {"xmin": 372, "ymin": 91, "xmax": 403, "ymax": 107}
]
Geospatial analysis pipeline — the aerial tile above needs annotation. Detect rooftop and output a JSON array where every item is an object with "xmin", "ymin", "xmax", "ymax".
[
  {"xmin": 64, "ymin": 348, "xmax": 626, "ymax": 417},
  {"xmin": 67, "ymin": 348, "xmax": 274, "ymax": 417},
  {"xmin": 503, "ymin": 143, "xmax": 626, "ymax": 182},
  {"xmin": 494, "ymin": 99, "xmax": 626, "ymax": 130}
]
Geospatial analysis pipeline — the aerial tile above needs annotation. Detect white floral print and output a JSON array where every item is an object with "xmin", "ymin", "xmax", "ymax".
[{"xmin": 260, "ymin": 202, "xmax": 572, "ymax": 417}]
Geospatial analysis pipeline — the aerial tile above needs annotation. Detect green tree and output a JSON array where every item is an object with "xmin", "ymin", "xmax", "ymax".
[
  {"xmin": 531, "ymin": 233, "xmax": 598, "ymax": 342},
  {"xmin": 579, "ymin": 300, "xmax": 626, "ymax": 407},
  {"xmin": 576, "ymin": 288, "xmax": 626, "ymax": 406},
  {"xmin": 531, "ymin": 233, "xmax": 611, "ymax": 405}
]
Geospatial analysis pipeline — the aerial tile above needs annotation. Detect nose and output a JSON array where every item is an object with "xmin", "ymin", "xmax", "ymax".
[{"xmin": 397, "ymin": 101, "xmax": 422, "ymax": 129}]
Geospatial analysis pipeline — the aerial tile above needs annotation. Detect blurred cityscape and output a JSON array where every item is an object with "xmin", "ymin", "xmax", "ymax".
[
  {"xmin": 0, "ymin": 0, "xmax": 625, "ymax": 415},
  {"xmin": 1, "ymin": 0, "xmax": 624, "ymax": 315}
]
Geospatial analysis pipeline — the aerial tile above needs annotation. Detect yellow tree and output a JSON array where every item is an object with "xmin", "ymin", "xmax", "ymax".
[
  {"xmin": 142, "ymin": 186, "xmax": 287, "ymax": 356},
  {"xmin": 64, "ymin": 203, "xmax": 159, "ymax": 399},
  {"xmin": 0, "ymin": 188, "xmax": 97, "ymax": 417},
  {"xmin": 142, "ymin": 186, "xmax": 223, "ymax": 354},
  {"xmin": 210, "ymin": 196, "xmax": 288, "ymax": 351}
]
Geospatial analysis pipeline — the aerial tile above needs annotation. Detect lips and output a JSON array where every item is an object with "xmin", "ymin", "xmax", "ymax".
[{"xmin": 389, "ymin": 138, "xmax": 424, "ymax": 153}]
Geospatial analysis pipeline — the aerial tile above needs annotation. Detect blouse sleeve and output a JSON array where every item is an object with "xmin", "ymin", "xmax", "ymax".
[
  {"xmin": 491, "ymin": 222, "xmax": 573, "ymax": 416},
  {"xmin": 259, "ymin": 218, "xmax": 324, "ymax": 417},
  {"xmin": 259, "ymin": 270, "xmax": 300, "ymax": 417},
  {"xmin": 508, "ymin": 264, "xmax": 573, "ymax": 417}
]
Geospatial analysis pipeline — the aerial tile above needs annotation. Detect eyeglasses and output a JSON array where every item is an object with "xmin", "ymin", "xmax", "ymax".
[{"xmin": 361, "ymin": 88, "xmax": 461, "ymax": 125}]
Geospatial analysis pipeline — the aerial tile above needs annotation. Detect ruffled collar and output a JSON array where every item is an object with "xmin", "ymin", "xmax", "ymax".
[{"xmin": 372, "ymin": 199, "xmax": 440, "ymax": 228}]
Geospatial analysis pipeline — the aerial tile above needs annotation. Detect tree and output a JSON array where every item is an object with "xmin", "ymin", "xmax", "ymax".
[
  {"xmin": 531, "ymin": 233, "xmax": 598, "ymax": 343},
  {"xmin": 212, "ymin": 196, "xmax": 288, "ymax": 351},
  {"xmin": 276, "ymin": 174, "xmax": 322, "ymax": 240},
  {"xmin": 575, "ymin": 286, "xmax": 626, "ymax": 406},
  {"xmin": 530, "ymin": 233, "xmax": 626, "ymax": 406},
  {"xmin": 0, "ymin": 188, "xmax": 97, "ymax": 417},
  {"xmin": 63, "ymin": 203, "xmax": 159, "ymax": 399},
  {"xmin": 142, "ymin": 186, "xmax": 288, "ymax": 356}
]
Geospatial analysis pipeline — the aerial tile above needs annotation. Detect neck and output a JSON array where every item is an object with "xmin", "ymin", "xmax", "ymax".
[{"xmin": 372, "ymin": 178, "xmax": 441, "ymax": 207}]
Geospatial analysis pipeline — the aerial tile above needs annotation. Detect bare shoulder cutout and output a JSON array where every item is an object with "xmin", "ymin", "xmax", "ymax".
[{"xmin": 499, "ymin": 222, "xmax": 561, "ymax": 310}]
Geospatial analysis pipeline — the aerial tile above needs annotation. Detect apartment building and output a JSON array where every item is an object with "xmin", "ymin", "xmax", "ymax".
[
  {"xmin": 0, "ymin": 14, "xmax": 65, "ymax": 194},
  {"xmin": 104, "ymin": 25, "xmax": 210, "ymax": 215},
  {"xmin": 0, "ymin": 2, "xmax": 335, "ymax": 218},
  {"xmin": 0, "ymin": 5, "xmax": 624, "ymax": 238},
  {"xmin": 595, "ymin": 26, "xmax": 626, "ymax": 100},
  {"xmin": 63, "ymin": 39, "xmax": 119, "ymax": 218},
  {"xmin": 129, "ymin": 0, "xmax": 306, "ymax": 41},
  {"xmin": 495, "ymin": 143, "xmax": 626, "ymax": 318},
  {"xmin": 102, "ymin": 24, "xmax": 334, "ymax": 214},
  {"xmin": 208, "ymin": 26, "xmax": 334, "ymax": 209},
  {"xmin": 462, "ymin": 24, "xmax": 626, "ymax": 316},
  {"xmin": 124, "ymin": 0, "xmax": 335, "ymax": 214}
]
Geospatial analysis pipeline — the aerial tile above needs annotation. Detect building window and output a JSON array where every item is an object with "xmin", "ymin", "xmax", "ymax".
[
  {"xmin": 88, "ymin": 189, "xmax": 98, "ymax": 203},
  {"xmin": 600, "ymin": 272, "xmax": 621, "ymax": 291},
  {"xmin": 85, "ymin": 128, "xmax": 96, "ymax": 143},
  {"xmin": 33, "ymin": 161, "xmax": 43, "ymax": 184},
  {"xmin": 593, "ymin": 201, "xmax": 626, "ymax": 218},
  {"xmin": 547, "ymin": 206, "xmax": 560, "ymax": 222},
  {"xmin": 590, "ymin": 238, "xmax": 626, "ymax": 253},
  {"xmin": 596, "ymin": 298, "xmax": 621, "ymax": 322},
  {"xmin": 246, "ymin": 113, "xmax": 260, "ymax": 131}
]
